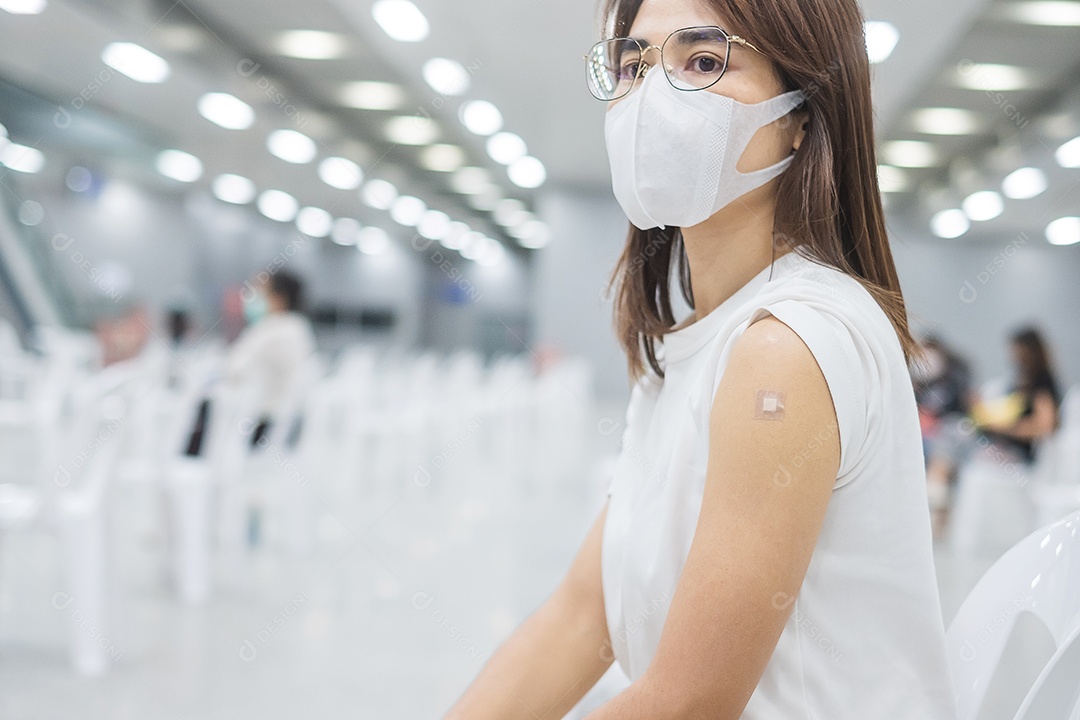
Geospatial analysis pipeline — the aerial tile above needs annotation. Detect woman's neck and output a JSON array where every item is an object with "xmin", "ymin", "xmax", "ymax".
[{"xmin": 680, "ymin": 192, "xmax": 787, "ymax": 322}]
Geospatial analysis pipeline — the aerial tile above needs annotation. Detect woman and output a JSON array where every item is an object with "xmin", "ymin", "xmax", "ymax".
[
  {"xmin": 444, "ymin": 0, "xmax": 956, "ymax": 717},
  {"xmin": 978, "ymin": 327, "xmax": 1060, "ymax": 463}
]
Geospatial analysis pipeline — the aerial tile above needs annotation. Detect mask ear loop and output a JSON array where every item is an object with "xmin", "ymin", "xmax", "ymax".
[{"xmin": 767, "ymin": 97, "xmax": 808, "ymax": 283}]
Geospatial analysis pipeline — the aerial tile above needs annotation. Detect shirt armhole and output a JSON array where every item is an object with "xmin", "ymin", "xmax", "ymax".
[{"xmin": 747, "ymin": 300, "xmax": 868, "ymax": 488}]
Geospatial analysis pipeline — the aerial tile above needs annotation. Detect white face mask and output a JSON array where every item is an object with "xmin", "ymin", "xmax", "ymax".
[{"xmin": 604, "ymin": 67, "xmax": 806, "ymax": 230}]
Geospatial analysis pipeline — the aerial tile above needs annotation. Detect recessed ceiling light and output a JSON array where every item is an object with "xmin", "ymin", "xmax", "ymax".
[
  {"xmin": 467, "ymin": 186, "xmax": 501, "ymax": 211},
  {"xmin": 1001, "ymin": 1, "xmax": 1080, "ymax": 26},
  {"xmin": 515, "ymin": 220, "xmax": 552, "ymax": 249},
  {"xmin": 460, "ymin": 231, "xmax": 487, "ymax": 260},
  {"xmin": 357, "ymin": 226, "xmax": 391, "ymax": 255},
  {"xmin": 449, "ymin": 167, "xmax": 492, "ymax": 194},
  {"xmin": 931, "ymin": 208, "xmax": 970, "ymax": 239},
  {"xmin": 332, "ymin": 217, "xmax": 361, "ymax": 245},
  {"xmin": 197, "ymin": 92, "xmax": 255, "ymax": 130},
  {"xmin": 910, "ymin": 108, "xmax": 983, "ymax": 135},
  {"xmin": 155, "ymin": 149, "xmax": 201, "ymax": 182},
  {"xmin": 212, "ymin": 173, "xmax": 256, "ymax": 204},
  {"xmin": 507, "ymin": 213, "xmax": 537, "ymax": 237},
  {"xmin": 418, "ymin": 210, "xmax": 451, "ymax": 239},
  {"xmin": 390, "ymin": 195, "xmax": 426, "ymax": 226},
  {"xmin": 1056, "ymin": 136, "xmax": 1080, "ymax": 168},
  {"xmin": 420, "ymin": 144, "xmax": 465, "ymax": 172},
  {"xmin": 951, "ymin": 63, "xmax": 1038, "ymax": 91},
  {"xmin": 1046, "ymin": 216, "xmax": 1080, "ymax": 246},
  {"xmin": 267, "ymin": 129, "xmax": 317, "ymax": 163},
  {"xmin": 372, "ymin": 0, "xmax": 429, "ymax": 42},
  {"xmin": 339, "ymin": 81, "xmax": 404, "ymax": 110},
  {"xmin": 441, "ymin": 222, "xmax": 469, "ymax": 250},
  {"xmin": 318, "ymin": 156, "xmax": 363, "ymax": 189},
  {"xmin": 257, "ymin": 189, "xmax": 299, "ymax": 222},
  {"xmin": 962, "ymin": 191, "xmax": 1004, "ymax": 222},
  {"xmin": 296, "ymin": 206, "xmax": 334, "ymax": 237},
  {"xmin": 487, "ymin": 132, "xmax": 528, "ymax": 165},
  {"xmin": 276, "ymin": 30, "xmax": 345, "ymax": 59},
  {"xmin": 508, "ymin": 156, "xmax": 546, "ymax": 188},
  {"xmin": 1002, "ymin": 167, "xmax": 1048, "ymax": 200},
  {"xmin": 101, "ymin": 42, "xmax": 170, "ymax": 83},
  {"xmin": 385, "ymin": 116, "xmax": 439, "ymax": 145},
  {"xmin": 876, "ymin": 165, "xmax": 908, "ymax": 193},
  {"xmin": 0, "ymin": 0, "xmax": 46, "ymax": 14},
  {"xmin": 494, "ymin": 198, "xmax": 527, "ymax": 226},
  {"xmin": 460, "ymin": 100, "xmax": 503, "ymax": 136},
  {"xmin": 881, "ymin": 140, "xmax": 939, "ymax": 168},
  {"xmin": 864, "ymin": 21, "xmax": 899, "ymax": 64},
  {"xmin": 423, "ymin": 58, "xmax": 470, "ymax": 96},
  {"xmin": 474, "ymin": 237, "xmax": 507, "ymax": 267},
  {"xmin": 361, "ymin": 178, "xmax": 398, "ymax": 209},
  {"xmin": 1, "ymin": 143, "xmax": 45, "ymax": 173}
]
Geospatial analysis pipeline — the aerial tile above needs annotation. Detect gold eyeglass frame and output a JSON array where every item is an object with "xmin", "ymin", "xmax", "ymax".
[{"xmin": 584, "ymin": 25, "xmax": 765, "ymax": 102}]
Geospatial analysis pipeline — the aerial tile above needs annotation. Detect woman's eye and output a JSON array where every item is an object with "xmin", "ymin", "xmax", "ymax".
[
  {"xmin": 689, "ymin": 55, "xmax": 722, "ymax": 74},
  {"xmin": 618, "ymin": 61, "xmax": 642, "ymax": 80}
]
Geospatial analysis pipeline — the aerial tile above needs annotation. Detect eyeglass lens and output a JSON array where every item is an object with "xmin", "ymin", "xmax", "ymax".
[{"xmin": 585, "ymin": 27, "xmax": 732, "ymax": 101}]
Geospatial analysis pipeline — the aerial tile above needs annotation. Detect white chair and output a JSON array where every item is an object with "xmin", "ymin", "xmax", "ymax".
[
  {"xmin": 0, "ymin": 365, "xmax": 125, "ymax": 676},
  {"xmin": 949, "ymin": 455, "xmax": 1038, "ymax": 559},
  {"xmin": 946, "ymin": 511, "xmax": 1080, "ymax": 720},
  {"xmin": 1031, "ymin": 386, "xmax": 1080, "ymax": 529}
]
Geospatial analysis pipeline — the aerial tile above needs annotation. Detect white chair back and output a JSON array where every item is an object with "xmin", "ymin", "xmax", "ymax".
[{"xmin": 946, "ymin": 511, "xmax": 1080, "ymax": 720}]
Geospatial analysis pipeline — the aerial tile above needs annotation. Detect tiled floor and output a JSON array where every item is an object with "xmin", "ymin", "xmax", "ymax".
[{"xmin": 0, "ymin": 409, "xmax": 1053, "ymax": 719}]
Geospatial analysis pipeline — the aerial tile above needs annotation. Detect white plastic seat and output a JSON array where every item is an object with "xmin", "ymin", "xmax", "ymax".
[
  {"xmin": 946, "ymin": 510, "xmax": 1080, "ymax": 720},
  {"xmin": 0, "ymin": 365, "xmax": 124, "ymax": 676},
  {"xmin": 1031, "ymin": 386, "xmax": 1080, "ymax": 529},
  {"xmin": 949, "ymin": 455, "xmax": 1038, "ymax": 559}
]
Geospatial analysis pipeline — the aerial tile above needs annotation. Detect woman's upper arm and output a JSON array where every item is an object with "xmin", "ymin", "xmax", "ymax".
[
  {"xmin": 1029, "ymin": 390, "xmax": 1059, "ymax": 437},
  {"xmin": 553, "ymin": 500, "xmax": 611, "ymax": 640},
  {"xmin": 639, "ymin": 316, "xmax": 841, "ymax": 719}
]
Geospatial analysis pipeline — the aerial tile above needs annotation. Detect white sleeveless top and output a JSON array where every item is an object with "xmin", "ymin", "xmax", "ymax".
[{"xmin": 601, "ymin": 250, "xmax": 958, "ymax": 719}]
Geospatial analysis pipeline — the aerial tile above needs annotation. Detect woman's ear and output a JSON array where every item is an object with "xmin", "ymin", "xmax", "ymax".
[{"xmin": 791, "ymin": 109, "xmax": 810, "ymax": 154}]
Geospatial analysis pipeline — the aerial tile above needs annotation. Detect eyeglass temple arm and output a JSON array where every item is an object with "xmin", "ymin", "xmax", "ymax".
[{"xmin": 729, "ymin": 35, "xmax": 764, "ymax": 55}]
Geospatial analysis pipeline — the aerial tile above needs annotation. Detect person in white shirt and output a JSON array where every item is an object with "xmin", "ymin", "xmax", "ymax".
[
  {"xmin": 226, "ymin": 271, "xmax": 316, "ymax": 447},
  {"xmin": 443, "ymin": 0, "xmax": 958, "ymax": 718}
]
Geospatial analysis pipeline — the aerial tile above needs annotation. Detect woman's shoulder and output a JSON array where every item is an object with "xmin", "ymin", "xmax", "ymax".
[
  {"xmin": 768, "ymin": 251, "xmax": 878, "ymax": 308},
  {"xmin": 753, "ymin": 251, "xmax": 901, "ymax": 351}
]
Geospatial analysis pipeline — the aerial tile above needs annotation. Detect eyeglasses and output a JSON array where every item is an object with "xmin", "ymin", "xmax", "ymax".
[{"xmin": 584, "ymin": 25, "xmax": 764, "ymax": 102}]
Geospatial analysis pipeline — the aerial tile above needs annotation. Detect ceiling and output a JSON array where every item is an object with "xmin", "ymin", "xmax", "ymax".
[
  {"xmin": 878, "ymin": 1, "xmax": 1080, "ymax": 244},
  {"xmin": 0, "ymin": 0, "xmax": 1077, "ymax": 250}
]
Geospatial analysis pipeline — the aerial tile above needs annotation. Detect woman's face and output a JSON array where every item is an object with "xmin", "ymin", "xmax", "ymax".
[
  {"xmin": 618, "ymin": 0, "xmax": 806, "ymax": 174},
  {"xmin": 1010, "ymin": 343, "xmax": 1031, "ymax": 377}
]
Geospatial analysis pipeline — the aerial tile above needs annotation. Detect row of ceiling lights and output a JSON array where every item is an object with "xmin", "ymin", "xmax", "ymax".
[
  {"xmin": 0, "ymin": 120, "xmax": 512, "ymax": 265},
  {"xmin": 884, "ymin": 131, "xmax": 1080, "ymax": 246},
  {"xmin": 870, "ymin": 1, "xmax": 1080, "ymax": 246},
  {"xmin": 0, "ymin": 0, "xmax": 551, "ymax": 259}
]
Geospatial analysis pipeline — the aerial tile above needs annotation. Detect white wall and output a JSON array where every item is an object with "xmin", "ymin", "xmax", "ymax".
[
  {"xmin": 892, "ymin": 229, "xmax": 1080, "ymax": 391},
  {"xmin": 534, "ymin": 189, "xmax": 632, "ymax": 404}
]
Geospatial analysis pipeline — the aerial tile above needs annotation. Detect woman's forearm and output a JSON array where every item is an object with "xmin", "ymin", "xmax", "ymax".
[
  {"xmin": 442, "ymin": 588, "xmax": 613, "ymax": 720},
  {"xmin": 444, "ymin": 504, "xmax": 613, "ymax": 719}
]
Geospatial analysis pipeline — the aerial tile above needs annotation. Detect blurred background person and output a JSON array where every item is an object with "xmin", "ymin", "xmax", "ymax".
[
  {"xmin": 975, "ymin": 326, "xmax": 1061, "ymax": 463},
  {"xmin": 225, "ymin": 270, "xmax": 316, "ymax": 448},
  {"xmin": 916, "ymin": 336, "xmax": 972, "ymax": 537}
]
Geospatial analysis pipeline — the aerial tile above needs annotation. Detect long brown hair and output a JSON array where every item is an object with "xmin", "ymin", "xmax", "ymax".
[
  {"xmin": 603, "ymin": 0, "xmax": 916, "ymax": 379},
  {"xmin": 1010, "ymin": 326, "xmax": 1056, "ymax": 393}
]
